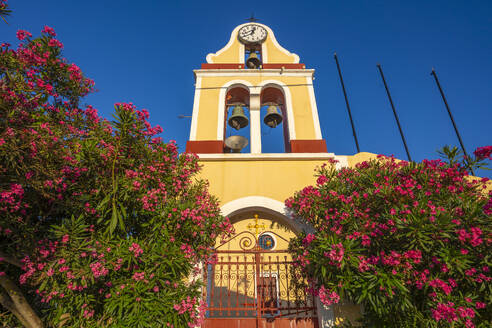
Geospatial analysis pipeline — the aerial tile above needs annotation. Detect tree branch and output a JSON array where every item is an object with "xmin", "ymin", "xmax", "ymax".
[
  {"xmin": 0, "ymin": 251, "xmax": 23, "ymax": 268},
  {"xmin": 0, "ymin": 275, "xmax": 44, "ymax": 328},
  {"xmin": 0, "ymin": 289, "xmax": 31, "ymax": 327}
]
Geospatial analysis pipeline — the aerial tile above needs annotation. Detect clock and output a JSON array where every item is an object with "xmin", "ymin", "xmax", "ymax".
[{"xmin": 238, "ymin": 24, "xmax": 267, "ymax": 44}]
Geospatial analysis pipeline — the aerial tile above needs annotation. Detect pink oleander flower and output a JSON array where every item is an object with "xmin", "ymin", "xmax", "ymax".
[
  {"xmin": 48, "ymin": 38, "xmax": 63, "ymax": 48},
  {"xmin": 318, "ymin": 285, "xmax": 340, "ymax": 306},
  {"xmin": 361, "ymin": 234, "xmax": 371, "ymax": 246},
  {"xmin": 473, "ymin": 145, "xmax": 492, "ymax": 160},
  {"xmin": 325, "ymin": 243, "xmax": 344, "ymax": 263},
  {"xmin": 129, "ymin": 242, "xmax": 143, "ymax": 257},
  {"xmin": 358, "ymin": 256, "xmax": 370, "ymax": 272},
  {"xmin": 132, "ymin": 272, "xmax": 145, "ymax": 281},
  {"xmin": 432, "ymin": 302, "xmax": 458, "ymax": 323},
  {"xmin": 316, "ymin": 175, "xmax": 328, "ymax": 185},
  {"xmin": 89, "ymin": 262, "xmax": 109, "ymax": 278},
  {"xmin": 41, "ymin": 26, "xmax": 56, "ymax": 37},
  {"xmin": 16, "ymin": 30, "xmax": 32, "ymax": 40},
  {"xmin": 302, "ymin": 233, "xmax": 315, "ymax": 245}
]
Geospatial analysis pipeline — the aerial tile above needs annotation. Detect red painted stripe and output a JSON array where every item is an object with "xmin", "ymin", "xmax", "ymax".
[
  {"xmin": 186, "ymin": 140, "xmax": 224, "ymax": 153},
  {"xmin": 201, "ymin": 63, "xmax": 245, "ymax": 69},
  {"xmin": 262, "ymin": 63, "xmax": 306, "ymax": 69},
  {"xmin": 290, "ymin": 139, "xmax": 327, "ymax": 153},
  {"xmin": 200, "ymin": 63, "xmax": 306, "ymax": 69}
]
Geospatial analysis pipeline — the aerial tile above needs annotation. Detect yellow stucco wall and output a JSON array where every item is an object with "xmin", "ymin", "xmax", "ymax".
[
  {"xmin": 197, "ymin": 158, "xmax": 327, "ymax": 205},
  {"xmin": 346, "ymin": 152, "xmax": 379, "ymax": 167},
  {"xmin": 208, "ymin": 39, "xmax": 242, "ymax": 64}
]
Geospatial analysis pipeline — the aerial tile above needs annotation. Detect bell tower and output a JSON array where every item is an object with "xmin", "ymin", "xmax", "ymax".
[
  {"xmin": 185, "ymin": 22, "xmax": 327, "ymax": 154},
  {"xmin": 189, "ymin": 22, "xmax": 361, "ymax": 328}
]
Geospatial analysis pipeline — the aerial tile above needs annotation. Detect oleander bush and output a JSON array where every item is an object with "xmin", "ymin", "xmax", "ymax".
[
  {"xmin": 287, "ymin": 154, "xmax": 491, "ymax": 327},
  {"xmin": 0, "ymin": 26, "xmax": 232, "ymax": 328}
]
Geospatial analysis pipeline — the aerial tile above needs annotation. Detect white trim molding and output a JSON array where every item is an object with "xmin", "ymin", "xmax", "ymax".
[
  {"xmin": 197, "ymin": 152, "xmax": 336, "ymax": 161},
  {"xmin": 261, "ymin": 42, "xmax": 268, "ymax": 63},
  {"xmin": 306, "ymin": 76, "xmax": 323, "ymax": 139},
  {"xmin": 189, "ymin": 76, "xmax": 202, "ymax": 141},
  {"xmin": 220, "ymin": 196, "xmax": 313, "ymax": 234},
  {"xmin": 195, "ymin": 69, "xmax": 314, "ymax": 78},
  {"xmin": 334, "ymin": 155, "xmax": 349, "ymax": 170},
  {"xmin": 221, "ymin": 196, "xmax": 287, "ymax": 218},
  {"xmin": 249, "ymin": 93, "xmax": 262, "ymax": 153},
  {"xmin": 239, "ymin": 43, "xmax": 245, "ymax": 63}
]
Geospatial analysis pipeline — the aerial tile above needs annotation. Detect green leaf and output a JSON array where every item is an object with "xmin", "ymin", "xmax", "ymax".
[
  {"xmin": 97, "ymin": 193, "xmax": 112, "ymax": 210},
  {"xmin": 110, "ymin": 202, "xmax": 118, "ymax": 234}
]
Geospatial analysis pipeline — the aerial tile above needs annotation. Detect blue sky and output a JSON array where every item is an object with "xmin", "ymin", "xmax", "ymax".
[{"xmin": 3, "ymin": 0, "xmax": 491, "ymax": 177}]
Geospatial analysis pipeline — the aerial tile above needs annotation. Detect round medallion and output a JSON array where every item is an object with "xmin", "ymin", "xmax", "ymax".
[{"xmin": 258, "ymin": 233, "xmax": 275, "ymax": 250}]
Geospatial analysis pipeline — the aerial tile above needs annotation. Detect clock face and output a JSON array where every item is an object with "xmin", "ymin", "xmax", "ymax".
[{"xmin": 238, "ymin": 24, "xmax": 267, "ymax": 44}]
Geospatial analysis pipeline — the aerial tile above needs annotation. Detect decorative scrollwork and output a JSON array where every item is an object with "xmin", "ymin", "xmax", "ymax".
[{"xmin": 239, "ymin": 236, "xmax": 255, "ymax": 250}]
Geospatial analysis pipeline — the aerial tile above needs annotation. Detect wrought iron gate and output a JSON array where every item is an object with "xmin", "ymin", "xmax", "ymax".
[{"xmin": 203, "ymin": 231, "xmax": 318, "ymax": 328}]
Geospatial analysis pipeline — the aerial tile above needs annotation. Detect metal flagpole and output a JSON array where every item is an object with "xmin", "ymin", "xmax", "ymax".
[
  {"xmin": 334, "ymin": 52, "xmax": 360, "ymax": 153},
  {"xmin": 431, "ymin": 68, "xmax": 474, "ymax": 175},
  {"xmin": 376, "ymin": 64, "xmax": 412, "ymax": 161}
]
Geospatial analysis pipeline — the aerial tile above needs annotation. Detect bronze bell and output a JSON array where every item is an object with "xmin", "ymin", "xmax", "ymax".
[
  {"xmin": 246, "ymin": 52, "xmax": 261, "ymax": 69},
  {"xmin": 264, "ymin": 105, "xmax": 283, "ymax": 128},
  {"xmin": 228, "ymin": 105, "xmax": 249, "ymax": 130}
]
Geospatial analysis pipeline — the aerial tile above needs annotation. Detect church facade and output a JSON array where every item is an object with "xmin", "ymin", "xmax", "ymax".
[{"xmin": 186, "ymin": 22, "xmax": 373, "ymax": 328}]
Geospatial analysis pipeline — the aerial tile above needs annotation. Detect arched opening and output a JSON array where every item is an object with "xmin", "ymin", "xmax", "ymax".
[
  {"xmin": 260, "ymin": 86, "xmax": 290, "ymax": 153},
  {"xmin": 224, "ymin": 86, "xmax": 250, "ymax": 153},
  {"xmin": 203, "ymin": 207, "xmax": 318, "ymax": 327},
  {"xmin": 245, "ymin": 44, "xmax": 262, "ymax": 69}
]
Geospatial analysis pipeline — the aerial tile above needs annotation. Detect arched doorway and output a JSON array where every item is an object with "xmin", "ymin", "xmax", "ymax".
[{"xmin": 203, "ymin": 209, "xmax": 318, "ymax": 328}]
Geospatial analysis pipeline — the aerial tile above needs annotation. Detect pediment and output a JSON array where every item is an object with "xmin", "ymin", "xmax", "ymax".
[{"xmin": 206, "ymin": 23, "xmax": 300, "ymax": 64}]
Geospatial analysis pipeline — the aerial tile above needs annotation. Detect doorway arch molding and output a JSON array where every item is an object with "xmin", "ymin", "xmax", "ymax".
[{"xmin": 220, "ymin": 195, "xmax": 312, "ymax": 236}]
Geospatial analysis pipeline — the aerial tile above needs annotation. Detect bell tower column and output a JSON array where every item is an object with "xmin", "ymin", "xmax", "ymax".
[{"xmin": 250, "ymin": 87, "xmax": 262, "ymax": 153}]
